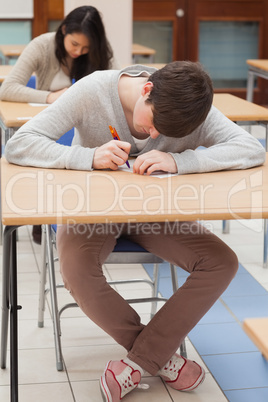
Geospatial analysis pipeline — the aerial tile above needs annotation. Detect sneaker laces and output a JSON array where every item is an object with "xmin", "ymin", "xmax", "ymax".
[
  {"xmin": 116, "ymin": 366, "xmax": 150, "ymax": 397},
  {"xmin": 116, "ymin": 366, "xmax": 140, "ymax": 398},
  {"xmin": 159, "ymin": 355, "xmax": 185, "ymax": 381}
]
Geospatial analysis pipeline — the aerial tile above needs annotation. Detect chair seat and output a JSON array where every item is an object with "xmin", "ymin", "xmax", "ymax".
[
  {"xmin": 112, "ymin": 238, "xmax": 148, "ymax": 253},
  {"xmin": 51, "ymin": 224, "xmax": 152, "ymax": 254}
]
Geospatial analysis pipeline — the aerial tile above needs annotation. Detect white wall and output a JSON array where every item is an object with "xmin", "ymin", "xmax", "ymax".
[
  {"xmin": 0, "ymin": 0, "xmax": 33, "ymax": 18},
  {"xmin": 64, "ymin": 0, "xmax": 132, "ymax": 66}
]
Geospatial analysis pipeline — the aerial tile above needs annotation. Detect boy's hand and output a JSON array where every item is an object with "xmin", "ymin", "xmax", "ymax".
[
  {"xmin": 133, "ymin": 150, "xmax": 178, "ymax": 175},
  {"xmin": 93, "ymin": 140, "xmax": 131, "ymax": 170}
]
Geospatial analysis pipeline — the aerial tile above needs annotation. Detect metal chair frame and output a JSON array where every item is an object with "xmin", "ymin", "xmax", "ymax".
[{"xmin": 38, "ymin": 224, "xmax": 187, "ymax": 371}]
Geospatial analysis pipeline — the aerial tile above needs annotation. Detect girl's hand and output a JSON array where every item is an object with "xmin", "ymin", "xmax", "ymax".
[{"xmin": 46, "ymin": 88, "xmax": 69, "ymax": 103}]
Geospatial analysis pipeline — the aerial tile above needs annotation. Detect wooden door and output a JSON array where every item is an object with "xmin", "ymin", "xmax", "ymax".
[
  {"xmin": 33, "ymin": 0, "xmax": 64, "ymax": 38},
  {"xmin": 133, "ymin": 0, "xmax": 187, "ymax": 62}
]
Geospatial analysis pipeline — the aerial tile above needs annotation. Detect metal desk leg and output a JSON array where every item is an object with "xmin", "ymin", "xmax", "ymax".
[
  {"xmin": 0, "ymin": 226, "xmax": 20, "ymax": 402},
  {"xmin": 1, "ymin": 227, "xmax": 11, "ymax": 369},
  {"xmin": 10, "ymin": 227, "xmax": 21, "ymax": 402},
  {"xmin": 246, "ymin": 70, "xmax": 255, "ymax": 102},
  {"xmin": 222, "ymin": 220, "xmax": 230, "ymax": 234},
  {"xmin": 264, "ymin": 219, "xmax": 267, "ymax": 269}
]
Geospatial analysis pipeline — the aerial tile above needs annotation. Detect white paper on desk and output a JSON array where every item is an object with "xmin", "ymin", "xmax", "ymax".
[
  {"xmin": 118, "ymin": 158, "xmax": 177, "ymax": 179},
  {"xmin": 28, "ymin": 103, "xmax": 48, "ymax": 107},
  {"xmin": 16, "ymin": 116, "xmax": 33, "ymax": 120}
]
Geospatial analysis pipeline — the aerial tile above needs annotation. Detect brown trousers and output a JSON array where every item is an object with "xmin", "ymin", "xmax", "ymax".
[{"xmin": 57, "ymin": 221, "xmax": 238, "ymax": 375}]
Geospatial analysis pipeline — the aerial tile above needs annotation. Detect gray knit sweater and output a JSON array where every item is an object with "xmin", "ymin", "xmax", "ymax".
[{"xmin": 5, "ymin": 65, "xmax": 266, "ymax": 175}]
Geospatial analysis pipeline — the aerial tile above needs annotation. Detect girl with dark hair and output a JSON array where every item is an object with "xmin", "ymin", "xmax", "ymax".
[
  {"xmin": 55, "ymin": 5, "xmax": 114, "ymax": 82},
  {"xmin": 0, "ymin": 5, "xmax": 118, "ymax": 105}
]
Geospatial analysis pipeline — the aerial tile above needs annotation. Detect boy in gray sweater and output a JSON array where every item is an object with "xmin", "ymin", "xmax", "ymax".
[{"xmin": 5, "ymin": 62, "xmax": 265, "ymax": 402}]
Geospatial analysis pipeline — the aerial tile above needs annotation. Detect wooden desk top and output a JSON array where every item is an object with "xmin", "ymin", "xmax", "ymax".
[
  {"xmin": 0, "ymin": 65, "xmax": 13, "ymax": 83},
  {"xmin": 246, "ymin": 59, "xmax": 268, "ymax": 72},
  {"xmin": 0, "ymin": 44, "xmax": 26, "ymax": 57},
  {"xmin": 132, "ymin": 43, "xmax": 156, "ymax": 56},
  {"xmin": 124, "ymin": 63, "xmax": 166, "ymax": 70},
  {"xmin": 0, "ymin": 100, "xmax": 47, "ymax": 128},
  {"xmin": 141, "ymin": 63, "xmax": 166, "ymax": 69},
  {"xmin": 0, "ymin": 93, "xmax": 267, "ymax": 134},
  {"xmin": 213, "ymin": 93, "xmax": 268, "ymax": 121},
  {"xmin": 1, "ymin": 157, "xmax": 267, "ymax": 226},
  {"xmin": 243, "ymin": 318, "xmax": 268, "ymax": 360}
]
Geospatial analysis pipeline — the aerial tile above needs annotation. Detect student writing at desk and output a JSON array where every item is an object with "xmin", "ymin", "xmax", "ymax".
[
  {"xmin": 0, "ymin": 5, "xmax": 117, "ymax": 243},
  {"xmin": 5, "ymin": 62, "xmax": 265, "ymax": 402}
]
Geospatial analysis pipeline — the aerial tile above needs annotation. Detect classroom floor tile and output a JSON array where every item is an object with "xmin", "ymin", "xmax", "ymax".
[
  {"xmin": 189, "ymin": 322, "xmax": 258, "ymax": 355},
  {"xmin": 202, "ymin": 352, "xmax": 268, "ymax": 391},
  {"xmin": 224, "ymin": 388, "xmax": 268, "ymax": 402}
]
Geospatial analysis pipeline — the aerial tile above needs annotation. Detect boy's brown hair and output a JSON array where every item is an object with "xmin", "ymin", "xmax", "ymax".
[{"xmin": 146, "ymin": 61, "xmax": 213, "ymax": 138}]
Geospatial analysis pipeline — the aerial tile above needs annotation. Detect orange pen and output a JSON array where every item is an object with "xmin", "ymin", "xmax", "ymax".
[{"xmin": 109, "ymin": 125, "xmax": 130, "ymax": 168}]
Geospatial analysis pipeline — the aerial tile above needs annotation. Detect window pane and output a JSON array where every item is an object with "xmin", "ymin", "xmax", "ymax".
[
  {"xmin": 48, "ymin": 20, "xmax": 61, "ymax": 32},
  {"xmin": 133, "ymin": 21, "xmax": 173, "ymax": 63},
  {"xmin": 0, "ymin": 21, "xmax": 32, "ymax": 64},
  {"xmin": 0, "ymin": 21, "xmax": 31, "ymax": 44},
  {"xmin": 199, "ymin": 21, "xmax": 259, "ymax": 88}
]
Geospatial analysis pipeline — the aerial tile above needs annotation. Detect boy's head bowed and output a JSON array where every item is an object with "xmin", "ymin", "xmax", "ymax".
[{"xmin": 146, "ymin": 61, "xmax": 213, "ymax": 138}]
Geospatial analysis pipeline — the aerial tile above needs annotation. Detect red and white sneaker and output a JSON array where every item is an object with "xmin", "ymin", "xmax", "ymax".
[
  {"xmin": 100, "ymin": 360, "xmax": 141, "ymax": 401},
  {"xmin": 158, "ymin": 353, "xmax": 205, "ymax": 391}
]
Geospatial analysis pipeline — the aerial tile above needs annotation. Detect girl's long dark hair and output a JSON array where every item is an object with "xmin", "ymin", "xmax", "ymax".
[{"xmin": 55, "ymin": 6, "xmax": 113, "ymax": 81}]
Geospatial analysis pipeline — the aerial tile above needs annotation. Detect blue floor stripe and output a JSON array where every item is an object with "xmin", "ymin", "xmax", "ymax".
[
  {"xmin": 143, "ymin": 262, "xmax": 268, "ymax": 401},
  {"xmin": 225, "ymin": 388, "xmax": 268, "ymax": 402}
]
